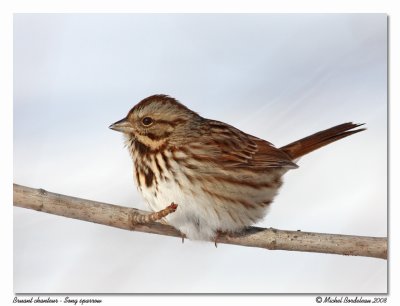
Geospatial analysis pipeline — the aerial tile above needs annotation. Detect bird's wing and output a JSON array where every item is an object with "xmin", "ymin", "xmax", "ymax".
[{"xmin": 185, "ymin": 120, "xmax": 298, "ymax": 170}]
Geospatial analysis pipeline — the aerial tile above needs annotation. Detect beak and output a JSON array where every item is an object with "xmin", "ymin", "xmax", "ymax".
[{"xmin": 109, "ymin": 117, "xmax": 135, "ymax": 133}]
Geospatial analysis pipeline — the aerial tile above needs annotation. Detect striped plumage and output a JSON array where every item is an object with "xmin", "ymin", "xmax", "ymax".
[{"xmin": 110, "ymin": 95, "xmax": 365, "ymax": 241}]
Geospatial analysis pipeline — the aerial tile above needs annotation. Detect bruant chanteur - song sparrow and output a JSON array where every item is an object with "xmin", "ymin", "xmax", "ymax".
[{"xmin": 110, "ymin": 95, "xmax": 365, "ymax": 241}]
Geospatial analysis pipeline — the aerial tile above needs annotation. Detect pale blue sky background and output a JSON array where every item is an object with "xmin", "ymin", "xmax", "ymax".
[{"xmin": 14, "ymin": 14, "xmax": 387, "ymax": 293}]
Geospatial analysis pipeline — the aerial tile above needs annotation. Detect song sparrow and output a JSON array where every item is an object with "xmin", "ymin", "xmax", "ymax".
[{"xmin": 110, "ymin": 95, "xmax": 365, "ymax": 241}]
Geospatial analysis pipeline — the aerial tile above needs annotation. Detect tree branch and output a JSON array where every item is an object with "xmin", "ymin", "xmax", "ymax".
[{"xmin": 13, "ymin": 184, "xmax": 387, "ymax": 260}]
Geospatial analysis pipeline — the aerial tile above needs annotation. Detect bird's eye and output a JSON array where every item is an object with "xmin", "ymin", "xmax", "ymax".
[{"xmin": 141, "ymin": 117, "xmax": 154, "ymax": 126}]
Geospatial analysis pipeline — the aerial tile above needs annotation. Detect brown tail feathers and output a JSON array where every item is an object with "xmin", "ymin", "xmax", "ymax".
[{"xmin": 280, "ymin": 122, "xmax": 366, "ymax": 160}]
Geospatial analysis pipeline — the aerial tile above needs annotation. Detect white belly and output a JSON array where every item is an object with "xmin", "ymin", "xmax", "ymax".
[{"xmin": 135, "ymin": 151, "xmax": 281, "ymax": 241}]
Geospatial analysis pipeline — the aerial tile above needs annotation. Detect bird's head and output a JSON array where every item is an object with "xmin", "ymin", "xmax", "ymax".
[{"xmin": 109, "ymin": 95, "xmax": 200, "ymax": 150}]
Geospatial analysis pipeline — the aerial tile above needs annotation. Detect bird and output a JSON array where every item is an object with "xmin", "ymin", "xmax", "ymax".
[{"xmin": 109, "ymin": 94, "xmax": 365, "ymax": 241}]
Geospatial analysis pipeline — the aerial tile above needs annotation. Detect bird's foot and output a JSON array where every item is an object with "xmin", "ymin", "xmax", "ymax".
[{"xmin": 214, "ymin": 230, "xmax": 225, "ymax": 248}]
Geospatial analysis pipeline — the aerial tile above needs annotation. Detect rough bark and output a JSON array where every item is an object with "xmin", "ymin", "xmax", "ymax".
[{"xmin": 13, "ymin": 184, "xmax": 387, "ymax": 260}]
